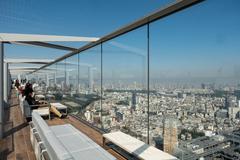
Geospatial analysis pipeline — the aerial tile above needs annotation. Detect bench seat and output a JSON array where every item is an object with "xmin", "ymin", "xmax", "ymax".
[
  {"xmin": 103, "ymin": 131, "xmax": 178, "ymax": 160},
  {"xmin": 31, "ymin": 111, "xmax": 116, "ymax": 160},
  {"xmin": 50, "ymin": 124, "xmax": 116, "ymax": 160}
]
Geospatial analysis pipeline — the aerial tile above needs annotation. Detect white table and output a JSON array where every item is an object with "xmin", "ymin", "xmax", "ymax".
[
  {"xmin": 33, "ymin": 107, "xmax": 50, "ymax": 119},
  {"xmin": 50, "ymin": 103, "xmax": 68, "ymax": 114},
  {"xmin": 103, "ymin": 131, "xmax": 178, "ymax": 160}
]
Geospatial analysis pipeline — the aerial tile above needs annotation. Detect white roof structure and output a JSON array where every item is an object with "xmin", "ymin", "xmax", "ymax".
[
  {"xmin": 5, "ymin": 58, "xmax": 54, "ymax": 64},
  {"xmin": 9, "ymin": 67, "xmax": 47, "ymax": 74},
  {"xmin": 0, "ymin": 33, "xmax": 99, "ymax": 42},
  {"xmin": 1, "ymin": 33, "xmax": 100, "ymax": 75}
]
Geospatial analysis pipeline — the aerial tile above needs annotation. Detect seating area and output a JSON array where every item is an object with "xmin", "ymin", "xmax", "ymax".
[
  {"xmin": 16, "ymin": 82, "xmax": 68, "ymax": 120},
  {"xmin": 18, "ymin": 93, "xmax": 50, "ymax": 119},
  {"xmin": 50, "ymin": 103, "xmax": 68, "ymax": 114},
  {"xmin": 30, "ymin": 111, "xmax": 116, "ymax": 160},
  {"xmin": 103, "ymin": 132, "xmax": 178, "ymax": 160},
  {"xmin": 14, "ymin": 80, "xmax": 179, "ymax": 160},
  {"xmin": 0, "ymin": 91, "xmax": 126, "ymax": 160}
]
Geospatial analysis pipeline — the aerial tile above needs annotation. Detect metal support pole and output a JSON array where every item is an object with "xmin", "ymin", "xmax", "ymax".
[
  {"xmin": 7, "ymin": 69, "xmax": 10, "ymax": 97},
  {"xmin": 9, "ymin": 71, "xmax": 11, "ymax": 96},
  {"xmin": 100, "ymin": 43, "xmax": 103, "ymax": 129},
  {"xmin": 77, "ymin": 54, "xmax": 80, "ymax": 93},
  {"xmin": 0, "ymin": 42, "xmax": 4, "ymax": 139},
  {"xmin": 36, "ymin": 74, "xmax": 39, "ymax": 83},
  {"xmin": 4, "ymin": 62, "xmax": 9, "ymax": 104},
  {"xmin": 147, "ymin": 23, "xmax": 150, "ymax": 145},
  {"xmin": 54, "ymin": 72, "xmax": 56, "ymax": 84},
  {"xmin": 25, "ymin": 75, "xmax": 28, "ymax": 82},
  {"xmin": 18, "ymin": 74, "xmax": 21, "ymax": 83},
  {"xmin": 46, "ymin": 74, "xmax": 49, "ymax": 87}
]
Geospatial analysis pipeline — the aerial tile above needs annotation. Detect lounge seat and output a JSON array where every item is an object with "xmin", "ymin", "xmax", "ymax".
[
  {"xmin": 19, "ymin": 97, "xmax": 50, "ymax": 119},
  {"xmin": 31, "ymin": 111, "xmax": 116, "ymax": 160},
  {"xmin": 103, "ymin": 131, "xmax": 178, "ymax": 160}
]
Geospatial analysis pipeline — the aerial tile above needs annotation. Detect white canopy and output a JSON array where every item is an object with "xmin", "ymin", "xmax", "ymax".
[{"xmin": 0, "ymin": 33, "xmax": 99, "ymax": 42}]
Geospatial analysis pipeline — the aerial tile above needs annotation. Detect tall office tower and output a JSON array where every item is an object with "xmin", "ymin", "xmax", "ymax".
[
  {"xmin": 163, "ymin": 117, "xmax": 178, "ymax": 155},
  {"xmin": 45, "ymin": 74, "xmax": 49, "ymax": 87},
  {"xmin": 65, "ymin": 71, "xmax": 69, "ymax": 86},
  {"xmin": 88, "ymin": 67, "xmax": 93, "ymax": 93},
  {"xmin": 225, "ymin": 95, "xmax": 230, "ymax": 109},
  {"xmin": 131, "ymin": 92, "xmax": 136, "ymax": 111},
  {"xmin": 228, "ymin": 106, "xmax": 240, "ymax": 119},
  {"xmin": 225, "ymin": 95, "xmax": 237, "ymax": 109},
  {"xmin": 201, "ymin": 83, "xmax": 206, "ymax": 89}
]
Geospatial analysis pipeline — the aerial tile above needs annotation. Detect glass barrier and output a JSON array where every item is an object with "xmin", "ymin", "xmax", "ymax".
[
  {"xmin": 55, "ymin": 60, "xmax": 66, "ymax": 101},
  {"xmin": 149, "ymin": 0, "xmax": 240, "ymax": 157},
  {"xmin": 46, "ymin": 64, "xmax": 57, "ymax": 102},
  {"xmin": 78, "ymin": 46, "xmax": 101, "ymax": 128},
  {"xmin": 63, "ymin": 55, "xmax": 79, "ymax": 113},
  {"xmin": 102, "ymin": 26, "xmax": 148, "ymax": 142},
  {"xmin": 28, "ymin": 1, "xmax": 240, "ymax": 159}
]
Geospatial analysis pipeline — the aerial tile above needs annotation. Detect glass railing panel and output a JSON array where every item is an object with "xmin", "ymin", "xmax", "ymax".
[
  {"xmin": 63, "ymin": 55, "xmax": 79, "ymax": 113},
  {"xmin": 77, "ymin": 46, "xmax": 102, "ymax": 128},
  {"xmin": 102, "ymin": 26, "xmax": 148, "ymax": 142},
  {"xmin": 37, "ymin": 71, "xmax": 47, "ymax": 89},
  {"xmin": 45, "ymin": 64, "xmax": 58, "ymax": 101},
  {"xmin": 55, "ymin": 60, "xmax": 66, "ymax": 101},
  {"xmin": 149, "ymin": 0, "xmax": 240, "ymax": 159},
  {"xmin": 48, "ymin": 64, "xmax": 57, "ymax": 89}
]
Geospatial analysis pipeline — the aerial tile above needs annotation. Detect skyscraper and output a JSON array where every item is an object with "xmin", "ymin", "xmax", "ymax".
[
  {"xmin": 131, "ymin": 92, "xmax": 136, "ymax": 111},
  {"xmin": 163, "ymin": 117, "xmax": 178, "ymax": 155},
  {"xmin": 88, "ymin": 67, "xmax": 93, "ymax": 93}
]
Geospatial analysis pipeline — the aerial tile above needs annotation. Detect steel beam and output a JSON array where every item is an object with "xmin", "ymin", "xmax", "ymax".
[
  {"xmin": 0, "ymin": 33, "xmax": 99, "ymax": 42},
  {"xmin": 11, "ymin": 41, "xmax": 78, "ymax": 51},
  {"xmin": 5, "ymin": 58, "xmax": 54, "ymax": 64}
]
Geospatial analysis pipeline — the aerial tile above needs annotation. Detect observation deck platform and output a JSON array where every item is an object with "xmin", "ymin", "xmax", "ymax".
[{"xmin": 0, "ymin": 90, "xmax": 126, "ymax": 160}]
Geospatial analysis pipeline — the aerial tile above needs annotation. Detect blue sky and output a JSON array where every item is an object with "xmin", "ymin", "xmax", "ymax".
[
  {"xmin": 0, "ymin": 0, "xmax": 173, "ymax": 36},
  {"xmin": 1, "ymin": 0, "xmax": 240, "ymax": 82},
  {"xmin": 149, "ymin": 0, "xmax": 240, "ymax": 80},
  {"xmin": 0, "ymin": 0, "xmax": 173, "ymax": 59}
]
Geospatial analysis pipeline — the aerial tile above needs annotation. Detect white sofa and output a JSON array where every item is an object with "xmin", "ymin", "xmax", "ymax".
[{"xmin": 30, "ymin": 111, "xmax": 116, "ymax": 160}]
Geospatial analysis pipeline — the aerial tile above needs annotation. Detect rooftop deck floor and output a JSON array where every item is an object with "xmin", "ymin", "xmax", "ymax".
[
  {"xmin": 0, "ymin": 91, "xmax": 126, "ymax": 160},
  {"xmin": 0, "ymin": 91, "xmax": 36, "ymax": 160}
]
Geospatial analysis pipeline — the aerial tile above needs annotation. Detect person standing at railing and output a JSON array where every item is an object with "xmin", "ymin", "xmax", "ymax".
[
  {"xmin": 14, "ymin": 79, "xmax": 20, "ymax": 97},
  {"xmin": 24, "ymin": 82, "xmax": 33, "ymax": 97},
  {"xmin": 15, "ymin": 79, "xmax": 20, "ymax": 89},
  {"xmin": 25, "ymin": 92, "xmax": 38, "ymax": 108}
]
